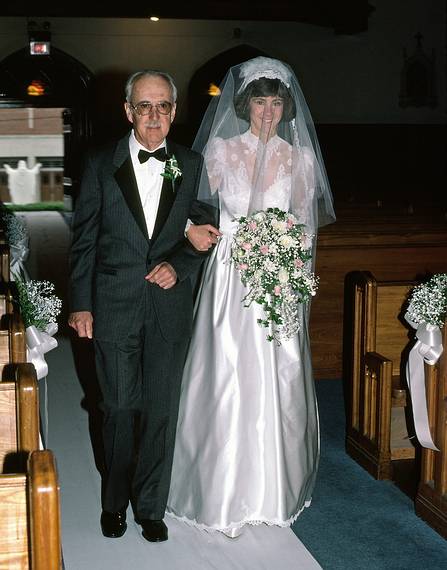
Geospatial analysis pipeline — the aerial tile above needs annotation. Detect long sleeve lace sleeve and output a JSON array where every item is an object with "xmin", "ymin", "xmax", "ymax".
[{"xmin": 204, "ymin": 137, "xmax": 226, "ymax": 194}]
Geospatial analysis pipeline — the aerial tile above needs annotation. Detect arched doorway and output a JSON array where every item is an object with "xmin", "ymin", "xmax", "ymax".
[
  {"xmin": 183, "ymin": 44, "xmax": 267, "ymax": 145},
  {"xmin": 0, "ymin": 46, "xmax": 93, "ymax": 203}
]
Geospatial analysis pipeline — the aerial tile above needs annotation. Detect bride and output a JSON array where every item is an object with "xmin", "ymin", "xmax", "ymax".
[{"xmin": 167, "ymin": 56, "xmax": 335, "ymax": 537}]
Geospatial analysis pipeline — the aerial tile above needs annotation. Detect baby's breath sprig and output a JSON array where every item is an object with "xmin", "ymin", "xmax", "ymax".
[
  {"xmin": 14, "ymin": 275, "xmax": 62, "ymax": 332},
  {"xmin": 406, "ymin": 273, "xmax": 447, "ymax": 328},
  {"xmin": 1, "ymin": 211, "xmax": 28, "ymax": 245}
]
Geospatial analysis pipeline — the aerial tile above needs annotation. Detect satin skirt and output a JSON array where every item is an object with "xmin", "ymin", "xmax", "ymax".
[{"xmin": 167, "ymin": 226, "xmax": 319, "ymax": 533}]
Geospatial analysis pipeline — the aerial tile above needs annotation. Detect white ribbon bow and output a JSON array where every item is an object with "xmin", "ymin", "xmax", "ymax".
[
  {"xmin": 26, "ymin": 323, "xmax": 58, "ymax": 380},
  {"xmin": 10, "ymin": 238, "xmax": 30, "ymax": 280},
  {"xmin": 405, "ymin": 312, "xmax": 443, "ymax": 451}
]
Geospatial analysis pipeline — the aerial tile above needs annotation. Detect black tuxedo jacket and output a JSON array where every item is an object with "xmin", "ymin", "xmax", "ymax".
[{"xmin": 69, "ymin": 133, "xmax": 215, "ymax": 342}]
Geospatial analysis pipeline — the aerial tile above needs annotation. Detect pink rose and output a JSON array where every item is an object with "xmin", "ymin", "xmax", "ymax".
[
  {"xmin": 287, "ymin": 218, "xmax": 295, "ymax": 228},
  {"xmin": 249, "ymin": 221, "xmax": 258, "ymax": 230},
  {"xmin": 294, "ymin": 258, "xmax": 304, "ymax": 268},
  {"xmin": 274, "ymin": 285, "xmax": 281, "ymax": 296},
  {"xmin": 242, "ymin": 242, "xmax": 252, "ymax": 251},
  {"xmin": 239, "ymin": 263, "xmax": 248, "ymax": 271},
  {"xmin": 260, "ymin": 244, "xmax": 269, "ymax": 254}
]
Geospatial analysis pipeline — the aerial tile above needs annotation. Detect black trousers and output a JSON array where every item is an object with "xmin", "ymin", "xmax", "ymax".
[{"xmin": 94, "ymin": 292, "xmax": 189, "ymax": 520}]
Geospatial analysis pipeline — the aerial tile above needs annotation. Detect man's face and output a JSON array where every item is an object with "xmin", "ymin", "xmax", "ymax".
[{"xmin": 125, "ymin": 75, "xmax": 176, "ymax": 150}]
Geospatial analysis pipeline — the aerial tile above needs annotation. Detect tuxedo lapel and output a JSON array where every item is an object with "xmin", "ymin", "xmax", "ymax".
[
  {"xmin": 114, "ymin": 156, "xmax": 149, "ymax": 242},
  {"xmin": 151, "ymin": 174, "xmax": 175, "ymax": 242},
  {"xmin": 151, "ymin": 140, "xmax": 184, "ymax": 243}
]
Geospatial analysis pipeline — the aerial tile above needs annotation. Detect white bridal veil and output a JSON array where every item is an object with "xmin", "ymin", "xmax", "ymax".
[{"xmin": 192, "ymin": 56, "xmax": 335, "ymax": 237}]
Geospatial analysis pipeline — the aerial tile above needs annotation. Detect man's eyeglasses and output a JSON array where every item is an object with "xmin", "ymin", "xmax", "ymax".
[{"xmin": 130, "ymin": 101, "xmax": 173, "ymax": 116}]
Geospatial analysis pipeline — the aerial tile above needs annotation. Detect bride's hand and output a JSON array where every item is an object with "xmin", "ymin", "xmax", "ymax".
[{"xmin": 187, "ymin": 224, "xmax": 221, "ymax": 251}]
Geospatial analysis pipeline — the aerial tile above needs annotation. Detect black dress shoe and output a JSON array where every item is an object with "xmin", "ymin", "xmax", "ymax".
[
  {"xmin": 140, "ymin": 519, "xmax": 168, "ymax": 542},
  {"xmin": 100, "ymin": 509, "xmax": 127, "ymax": 538}
]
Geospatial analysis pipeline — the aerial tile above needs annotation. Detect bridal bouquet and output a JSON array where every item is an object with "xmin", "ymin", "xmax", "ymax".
[
  {"xmin": 231, "ymin": 207, "xmax": 318, "ymax": 343},
  {"xmin": 15, "ymin": 276, "xmax": 62, "ymax": 332},
  {"xmin": 406, "ymin": 273, "xmax": 447, "ymax": 328}
]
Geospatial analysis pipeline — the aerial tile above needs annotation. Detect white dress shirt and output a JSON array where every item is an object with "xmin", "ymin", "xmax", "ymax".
[{"xmin": 129, "ymin": 130, "xmax": 166, "ymax": 239}]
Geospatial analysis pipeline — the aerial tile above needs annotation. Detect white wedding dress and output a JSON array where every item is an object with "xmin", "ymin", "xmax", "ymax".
[{"xmin": 167, "ymin": 131, "xmax": 319, "ymax": 534}]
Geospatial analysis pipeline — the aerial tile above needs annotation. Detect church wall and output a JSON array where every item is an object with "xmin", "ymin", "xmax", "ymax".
[{"xmin": 0, "ymin": 1, "xmax": 445, "ymax": 126}]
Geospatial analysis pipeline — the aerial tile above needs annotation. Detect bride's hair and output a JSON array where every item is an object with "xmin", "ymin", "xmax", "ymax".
[{"xmin": 234, "ymin": 78, "xmax": 296, "ymax": 122}]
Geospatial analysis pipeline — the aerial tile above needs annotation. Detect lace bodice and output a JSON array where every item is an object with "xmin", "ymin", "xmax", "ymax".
[{"xmin": 204, "ymin": 131, "xmax": 315, "ymax": 229}]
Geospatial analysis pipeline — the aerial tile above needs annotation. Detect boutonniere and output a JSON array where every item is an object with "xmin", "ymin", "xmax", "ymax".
[{"xmin": 161, "ymin": 154, "xmax": 182, "ymax": 192}]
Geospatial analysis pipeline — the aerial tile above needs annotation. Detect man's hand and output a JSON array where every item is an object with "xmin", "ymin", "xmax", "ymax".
[
  {"xmin": 68, "ymin": 311, "xmax": 93, "ymax": 339},
  {"xmin": 145, "ymin": 262, "xmax": 177, "ymax": 289},
  {"xmin": 187, "ymin": 224, "xmax": 221, "ymax": 251}
]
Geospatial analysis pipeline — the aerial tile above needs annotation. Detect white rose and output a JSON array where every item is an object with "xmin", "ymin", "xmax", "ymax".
[
  {"xmin": 278, "ymin": 268, "xmax": 289, "ymax": 284},
  {"xmin": 278, "ymin": 235, "xmax": 296, "ymax": 249},
  {"xmin": 264, "ymin": 259, "xmax": 277, "ymax": 272},
  {"xmin": 254, "ymin": 212, "xmax": 266, "ymax": 222},
  {"xmin": 271, "ymin": 220, "xmax": 287, "ymax": 233}
]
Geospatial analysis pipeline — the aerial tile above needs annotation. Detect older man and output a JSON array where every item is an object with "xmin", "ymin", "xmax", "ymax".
[{"xmin": 69, "ymin": 70, "xmax": 216, "ymax": 542}]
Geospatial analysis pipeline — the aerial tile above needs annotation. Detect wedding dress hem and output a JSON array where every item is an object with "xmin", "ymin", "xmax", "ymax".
[{"xmin": 166, "ymin": 498, "xmax": 312, "ymax": 533}]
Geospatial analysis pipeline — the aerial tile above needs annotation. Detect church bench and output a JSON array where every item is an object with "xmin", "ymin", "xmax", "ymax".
[
  {"xmin": 0, "ymin": 363, "xmax": 39, "ymax": 473},
  {"xmin": 343, "ymin": 270, "xmax": 416, "ymax": 479},
  {"xmin": 415, "ymin": 320, "xmax": 447, "ymax": 539},
  {"xmin": 310, "ymin": 206, "xmax": 447, "ymax": 379},
  {"xmin": 0, "ymin": 244, "xmax": 9, "ymax": 282},
  {"xmin": 0, "ymin": 449, "xmax": 61, "ymax": 570},
  {"xmin": 0, "ymin": 311, "xmax": 26, "ymax": 377},
  {"xmin": 0, "ymin": 279, "xmax": 14, "ymax": 318}
]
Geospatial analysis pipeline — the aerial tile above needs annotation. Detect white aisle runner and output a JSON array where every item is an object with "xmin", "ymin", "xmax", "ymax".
[
  {"xmin": 26, "ymin": 212, "xmax": 321, "ymax": 570},
  {"xmin": 46, "ymin": 338, "xmax": 321, "ymax": 570}
]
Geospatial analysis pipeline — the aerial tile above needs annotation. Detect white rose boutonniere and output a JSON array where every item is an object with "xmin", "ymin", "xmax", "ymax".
[{"xmin": 161, "ymin": 154, "xmax": 182, "ymax": 192}]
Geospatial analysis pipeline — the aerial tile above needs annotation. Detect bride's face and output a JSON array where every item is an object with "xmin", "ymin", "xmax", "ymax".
[{"xmin": 249, "ymin": 96, "xmax": 284, "ymax": 139}]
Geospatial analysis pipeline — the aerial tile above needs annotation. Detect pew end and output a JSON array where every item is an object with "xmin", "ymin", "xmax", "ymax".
[
  {"xmin": 343, "ymin": 270, "xmax": 417, "ymax": 480},
  {"xmin": 0, "ymin": 363, "xmax": 39, "ymax": 473},
  {"xmin": 0, "ymin": 449, "xmax": 62, "ymax": 570},
  {"xmin": 415, "ymin": 323, "xmax": 447, "ymax": 539}
]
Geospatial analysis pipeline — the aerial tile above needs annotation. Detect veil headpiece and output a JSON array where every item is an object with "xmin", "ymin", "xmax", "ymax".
[
  {"xmin": 192, "ymin": 56, "xmax": 335, "ymax": 239},
  {"xmin": 237, "ymin": 56, "xmax": 291, "ymax": 93}
]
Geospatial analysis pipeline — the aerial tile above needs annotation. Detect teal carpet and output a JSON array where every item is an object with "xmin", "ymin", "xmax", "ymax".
[{"xmin": 292, "ymin": 379, "xmax": 447, "ymax": 569}]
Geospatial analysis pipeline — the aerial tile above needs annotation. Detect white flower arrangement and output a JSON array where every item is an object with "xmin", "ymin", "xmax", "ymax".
[
  {"xmin": 15, "ymin": 276, "xmax": 62, "ymax": 332},
  {"xmin": 406, "ymin": 273, "xmax": 447, "ymax": 328},
  {"xmin": 1, "ymin": 211, "xmax": 28, "ymax": 245},
  {"xmin": 231, "ymin": 207, "xmax": 318, "ymax": 343}
]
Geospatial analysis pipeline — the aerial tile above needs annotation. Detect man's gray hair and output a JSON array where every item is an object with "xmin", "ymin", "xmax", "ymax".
[{"xmin": 125, "ymin": 70, "xmax": 178, "ymax": 103}]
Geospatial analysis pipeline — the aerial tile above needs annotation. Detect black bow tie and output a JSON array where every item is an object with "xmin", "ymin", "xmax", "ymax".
[{"xmin": 138, "ymin": 148, "xmax": 168, "ymax": 163}]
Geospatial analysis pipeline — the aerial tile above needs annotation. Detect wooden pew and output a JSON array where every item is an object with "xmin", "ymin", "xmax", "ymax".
[
  {"xmin": 344, "ymin": 270, "xmax": 416, "ymax": 479},
  {"xmin": 0, "ymin": 281, "xmax": 26, "ymax": 376},
  {"xmin": 0, "ymin": 363, "xmax": 39, "ymax": 473},
  {"xmin": 0, "ymin": 279, "xmax": 14, "ymax": 319},
  {"xmin": 415, "ymin": 321, "xmax": 447, "ymax": 539},
  {"xmin": 311, "ymin": 205, "xmax": 447, "ymax": 379},
  {"xmin": 0, "ymin": 244, "xmax": 9, "ymax": 282},
  {"xmin": 0, "ymin": 311, "xmax": 26, "ymax": 376},
  {"xmin": 0, "ymin": 449, "xmax": 61, "ymax": 569}
]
